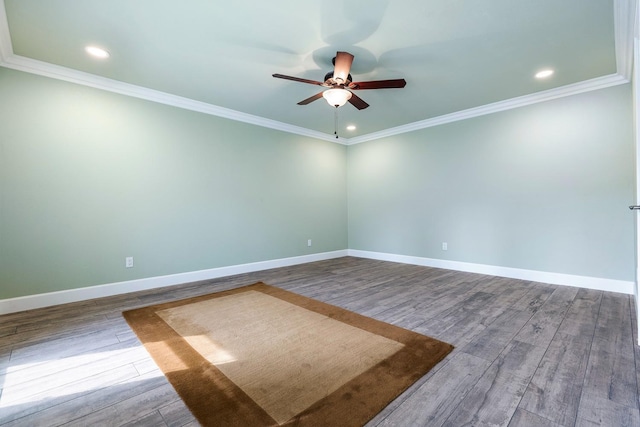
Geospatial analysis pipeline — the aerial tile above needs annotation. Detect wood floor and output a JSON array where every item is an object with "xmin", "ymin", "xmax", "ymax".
[{"xmin": 1, "ymin": 257, "xmax": 638, "ymax": 426}]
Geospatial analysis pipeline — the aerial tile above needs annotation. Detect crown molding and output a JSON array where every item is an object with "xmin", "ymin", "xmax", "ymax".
[
  {"xmin": 0, "ymin": 54, "xmax": 343, "ymax": 144},
  {"xmin": 0, "ymin": 1, "xmax": 341, "ymax": 144},
  {"xmin": 0, "ymin": 0, "xmax": 634, "ymax": 146},
  {"xmin": 346, "ymin": 73, "xmax": 629, "ymax": 145}
]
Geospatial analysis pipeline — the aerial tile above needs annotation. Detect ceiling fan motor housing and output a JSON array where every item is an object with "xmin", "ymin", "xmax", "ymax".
[{"xmin": 324, "ymin": 71, "xmax": 353, "ymax": 87}]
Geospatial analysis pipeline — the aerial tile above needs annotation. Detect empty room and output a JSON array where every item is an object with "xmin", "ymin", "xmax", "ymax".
[{"xmin": 1, "ymin": 1, "xmax": 639, "ymax": 426}]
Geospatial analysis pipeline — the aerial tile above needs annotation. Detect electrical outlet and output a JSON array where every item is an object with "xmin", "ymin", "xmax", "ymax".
[
  {"xmin": 125, "ymin": 256, "xmax": 134, "ymax": 268},
  {"xmin": 307, "ymin": 239, "xmax": 312, "ymax": 247},
  {"xmin": 442, "ymin": 242, "xmax": 448, "ymax": 251}
]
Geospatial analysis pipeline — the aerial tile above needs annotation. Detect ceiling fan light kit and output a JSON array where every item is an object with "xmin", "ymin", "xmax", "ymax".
[
  {"xmin": 322, "ymin": 88, "xmax": 352, "ymax": 107},
  {"xmin": 272, "ymin": 51, "xmax": 406, "ymax": 111}
]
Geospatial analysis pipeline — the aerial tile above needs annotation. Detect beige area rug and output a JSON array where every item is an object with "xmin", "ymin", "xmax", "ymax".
[{"xmin": 123, "ymin": 282, "xmax": 453, "ymax": 426}]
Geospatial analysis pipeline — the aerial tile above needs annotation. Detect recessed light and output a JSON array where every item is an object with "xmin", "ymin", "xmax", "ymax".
[
  {"xmin": 85, "ymin": 46, "xmax": 110, "ymax": 59},
  {"xmin": 535, "ymin": 69, "xmax": 554, "ymax": 79},
  {"xmin": 346, "ymin": 125, "xmax": 356, "ymax": 131}
]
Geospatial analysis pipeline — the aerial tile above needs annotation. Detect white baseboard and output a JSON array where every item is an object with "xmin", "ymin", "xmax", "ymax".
[
  {"xmin": 0, "ymin": 250, "xmax": 348, "ymax": 315},
  {"xmin": 348, "ymin": 250, "xmax": 635, "ymax": 295},
  {"xmin": 2, "ymin": 249, "xmax": 634, "ymax": 315}
]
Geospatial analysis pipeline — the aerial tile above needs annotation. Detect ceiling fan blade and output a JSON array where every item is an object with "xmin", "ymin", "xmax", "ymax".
[
  {"xmin": 272, "ymin": 74, "xmax": 324, "ymax": 86},
  {"xmin": 349, "ymin": 79, "xmax": 407, "ymax": 90},
  {"xmin": 297, "ymin": 92, "xmax": 324, "ymax": 105},
  {"xmin": 348, "ymin": 92, "xmax": 369, "ymax": 110},
  {"xmin": 333, "ymin": 51, "xmax": 354, "ymax": 84}
]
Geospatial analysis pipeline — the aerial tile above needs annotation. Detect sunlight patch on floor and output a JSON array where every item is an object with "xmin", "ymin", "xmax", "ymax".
[{"xmin": 0, "ymin": 348, "xmax": 163, "ymax": 409}]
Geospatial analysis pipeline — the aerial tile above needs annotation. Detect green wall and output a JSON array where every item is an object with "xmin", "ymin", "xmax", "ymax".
[
  {"xmin": 0, "ymin": 68, "xmax": 348, "ymax": 299},
  {"xmin": 348, "ymin": 84, "xmax": 635, "ymax": 281},
  {"xmin": 0, "ymin": 67, "xmax": 635, "ymax": 301}
]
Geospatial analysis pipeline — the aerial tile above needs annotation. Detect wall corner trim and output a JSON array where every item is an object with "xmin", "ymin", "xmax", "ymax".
[
  {"xmin": 0, "ymin": 250, "xmax": 348, "ymax": 315},
  {"xmin": 348, "ymin": 250, "xmax": 635, "ymax": 295},
  {"xmin": 614, "ymin": 0, "xmax": 638, "ymax": 80}
]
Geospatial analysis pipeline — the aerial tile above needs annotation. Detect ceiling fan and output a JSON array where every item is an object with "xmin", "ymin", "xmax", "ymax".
[{"xmin": 272, "ymin": 51, "xmax": 406, "ymax": 110}]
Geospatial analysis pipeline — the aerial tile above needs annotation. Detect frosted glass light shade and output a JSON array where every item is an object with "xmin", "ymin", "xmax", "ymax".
[{"xmin": 323, "ymin": 89, "xmax": 352, "ymax": 107}]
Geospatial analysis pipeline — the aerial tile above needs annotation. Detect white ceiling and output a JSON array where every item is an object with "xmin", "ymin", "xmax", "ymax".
[{"xmin": 0, "ymin": 0, "xmax": 636, "ymax": 143}]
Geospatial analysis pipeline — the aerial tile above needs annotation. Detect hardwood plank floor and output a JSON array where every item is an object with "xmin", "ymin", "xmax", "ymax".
[{"xmin": 0, "ymin": 257, "xmax": 638, "ymax": 426}]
